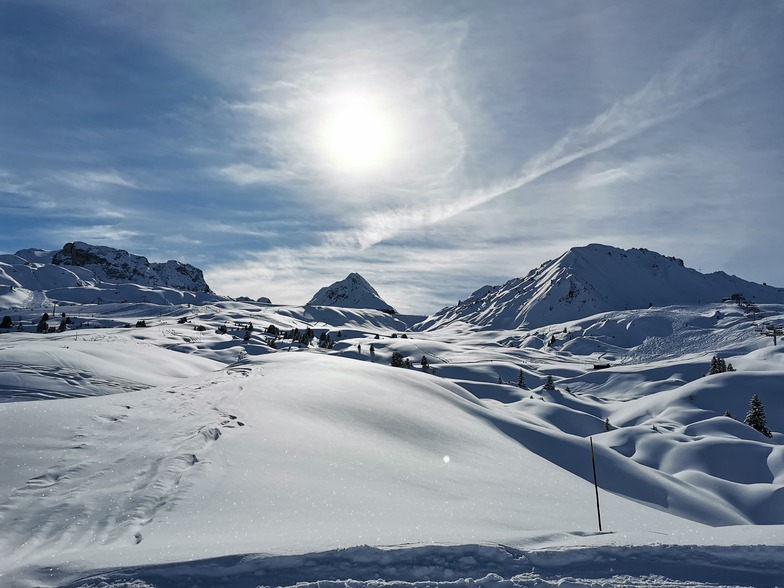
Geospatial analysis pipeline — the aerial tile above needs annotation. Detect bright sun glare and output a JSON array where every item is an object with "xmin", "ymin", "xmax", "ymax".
[{"xmin": 321, "ymin": 91, "xmax": 395, "ymax": 174}]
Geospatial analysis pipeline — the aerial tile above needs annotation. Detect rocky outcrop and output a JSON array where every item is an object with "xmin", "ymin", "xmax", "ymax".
[{"xmin": 52, "ymin": 242, "xmax": 212, "ymax": 293}]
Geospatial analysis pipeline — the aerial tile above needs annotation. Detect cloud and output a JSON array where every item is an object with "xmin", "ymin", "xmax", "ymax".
[
  {"xmin": 47, "ymin": 225, "xmax": 139, "ymax": 245},
  {"xmin": 333, "ymin": 9, "xmax": 777, "ymax": 250},
  {"xmin": 215, "ymin": 163, "xmax": 297, "ymax": 186},
  {"xmin": 54, "ymin": 170, "xmax": 139, "ymax": 191}
]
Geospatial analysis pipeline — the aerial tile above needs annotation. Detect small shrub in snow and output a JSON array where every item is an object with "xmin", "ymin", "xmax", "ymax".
[
  {"xmin": 390, "ymin": 351, "xmax": 404, "ymax": 367},
  {"xmin": 542, "ymin": 375, "xmax": 556, "ymax": 391},
  {"xmin": 604, "ymin": 418, "xmax": 613, "ymax": 432},
  {"xmin": 0, "ymin": 316, "xmax": 11, "ymax": 329},
  {"xmin": 421, "ymin": 356, "xmax": 429, "ymax": 371}
]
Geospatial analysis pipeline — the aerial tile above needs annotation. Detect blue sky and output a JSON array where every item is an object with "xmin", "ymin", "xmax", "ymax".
[{"xmin": 1, "ymin": 1, "xmax": 783, "ymax": 312}]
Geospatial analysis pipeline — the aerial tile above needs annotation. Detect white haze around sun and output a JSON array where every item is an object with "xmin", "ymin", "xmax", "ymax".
[{"xmin": 319, "ymin": 90, "xmax": 399, "ymax": 175}]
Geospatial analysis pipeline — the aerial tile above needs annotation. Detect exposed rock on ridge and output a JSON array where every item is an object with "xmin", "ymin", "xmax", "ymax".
[{"xmin": 52, "ymin": 242, "xmax": 212, "ymax": 293}]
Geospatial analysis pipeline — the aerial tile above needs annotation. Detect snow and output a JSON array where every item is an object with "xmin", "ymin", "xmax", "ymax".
[
  {"xmin": 419, "ymin": 244, "xmax": 784, "ymax": 331},
  {"xmin": 1, "ymin": 244, "xmax": 783, "ymax": 587},
  {"xmin": 307, "ymin": 272, "xmax": 397, "ymax": 313}
]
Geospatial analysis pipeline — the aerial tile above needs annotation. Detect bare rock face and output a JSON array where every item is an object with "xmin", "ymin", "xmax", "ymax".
[{"xmin": 52, "ymin": 242, "xmax": 212, "ymax": 293}]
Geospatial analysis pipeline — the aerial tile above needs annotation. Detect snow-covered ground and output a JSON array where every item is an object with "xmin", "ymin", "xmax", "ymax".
[{"xmin": 1, "ymin": 296, "xmax": 783, "ymax": 587}]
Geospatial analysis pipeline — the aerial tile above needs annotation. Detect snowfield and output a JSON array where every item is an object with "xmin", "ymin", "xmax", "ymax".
[
  {"xmin": 0, "ymin": 300, "xmax": 782, "ymax": 587},
  {"xmin": 1, "ymin": 244, "xmax": 783, "ymax": 587}
]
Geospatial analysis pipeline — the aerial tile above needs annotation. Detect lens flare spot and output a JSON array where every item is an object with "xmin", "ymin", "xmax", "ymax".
[{"xmin": 443, "ymin": 455, "xmax": 450, "ymax": 464}]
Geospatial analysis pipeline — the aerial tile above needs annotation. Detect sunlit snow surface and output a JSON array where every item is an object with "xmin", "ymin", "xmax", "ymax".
[{"xmin": 0, "ymin": 300, "xmax": 782, "ymax": 587}]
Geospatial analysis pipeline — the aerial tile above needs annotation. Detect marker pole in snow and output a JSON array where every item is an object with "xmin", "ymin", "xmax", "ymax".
[{"xmin": 590, "ymin": 437, "xmax": 603, "ymax": 532}]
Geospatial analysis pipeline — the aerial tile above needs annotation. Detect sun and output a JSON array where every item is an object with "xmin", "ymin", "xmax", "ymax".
[{"xmin": 320, "ymin": 91, "xmax": 395, "ymax": 174}]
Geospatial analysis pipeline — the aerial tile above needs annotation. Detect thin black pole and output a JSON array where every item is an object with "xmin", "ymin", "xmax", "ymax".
[{"xmin": 590, "ymin": 437, "xmax": 603, "ymax": 532}]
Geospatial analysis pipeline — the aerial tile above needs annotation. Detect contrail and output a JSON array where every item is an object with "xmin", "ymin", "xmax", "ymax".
[{"xmin": 340, "ymin": 9, "xmax": 777, "ymax": 249}]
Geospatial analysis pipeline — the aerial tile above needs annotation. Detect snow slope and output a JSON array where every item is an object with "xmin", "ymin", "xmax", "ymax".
[
  {"xmin": 0, "ymin": 298, "xmax": 782, "ymax": 587},
  {"xmin": 1, "ymin": 242, "xmax": 784, "ymax": 587},
  {"xmin": 419, "ymin": 244, "xmax": 784, "ymax": 330}
]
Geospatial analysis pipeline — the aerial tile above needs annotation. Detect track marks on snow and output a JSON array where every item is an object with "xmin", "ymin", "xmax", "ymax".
[
  {"xmin": 0, "ymin": 374, "xmax": 247, "ymax": 556},
  {"xmin": 0, "ymin": 362, "xmax": 150, "ymax": 402}
]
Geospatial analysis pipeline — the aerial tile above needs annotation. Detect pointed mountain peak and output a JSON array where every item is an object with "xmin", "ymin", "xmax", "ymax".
[{"xmin": 307, "ymin": 273, "xmax": 396, "ymax": 314}]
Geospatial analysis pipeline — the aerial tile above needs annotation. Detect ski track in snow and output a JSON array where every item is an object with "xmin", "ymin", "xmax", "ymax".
[
  {"xmin": 0, "ymin": 366, "xmax": 251, "ymax": 562},
  {"xmin": 0, "ymin": 362, "xmax": 150, "ymax": 401}
]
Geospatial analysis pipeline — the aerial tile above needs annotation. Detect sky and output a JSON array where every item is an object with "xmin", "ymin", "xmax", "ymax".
[{"xmin": 1, "ymin": 0, "xmax": 783, "ymax": 313}]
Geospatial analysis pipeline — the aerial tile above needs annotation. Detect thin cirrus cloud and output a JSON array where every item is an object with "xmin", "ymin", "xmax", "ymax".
[
  {"xmin": 337, "ymin": 11, "xmax": 773, "ymax": 250},
  {"xmin": 203, "ymin": 6, "xmax": 784, "ymax": 311},
  {"xmin": 53, "ymin": 170, "xmax": 139, "ymax": 191}
]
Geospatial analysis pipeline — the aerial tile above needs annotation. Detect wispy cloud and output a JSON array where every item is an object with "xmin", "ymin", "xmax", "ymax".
[
  {"xmin": 215, "ymin": 163, "xmax": 297, "ymax": 186},
  {"xmin": 47, "ymin": 225, "xmax": 139, "ymax": 245},
  {"xmin": 335, "ymin": 9, "xmax": 776, "ymax": 249},
  {"xmin": 53, "ymin": 170, "xmax": 139, "ymax": 191}
]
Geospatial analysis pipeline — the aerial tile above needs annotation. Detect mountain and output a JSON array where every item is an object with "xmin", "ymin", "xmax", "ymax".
[
  {"xmin": 0, "ymin": 241, "xmax": 218, "ymax": 308},
  {"xmin": 307, "ymin": 272, "xmax": 396, "ymax": 313},
  {"xmin": 1, "ymin": 245, "xmax": 784, "ymax": 586},
  {"xmin": 418, "ymin": 244, "xmax": 784, "ymax": 330}
]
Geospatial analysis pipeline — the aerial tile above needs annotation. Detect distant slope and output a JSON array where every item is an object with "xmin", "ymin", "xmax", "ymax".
[
  {"xmin": 308, "ymin": 272, "xmax": 396, "ymax": 313},
  {"xmin": 418, "ymin": 244, "xmax": 784, "ymax": 330}
]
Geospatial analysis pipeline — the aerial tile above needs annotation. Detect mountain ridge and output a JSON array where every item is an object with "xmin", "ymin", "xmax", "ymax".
[
  {"xmin": 418, "ymin": 244, "xmax": 784, "ymax": 331},
  {"xmin": 0, "ymin": 241, "xmax": 219, "ymax": 308}
]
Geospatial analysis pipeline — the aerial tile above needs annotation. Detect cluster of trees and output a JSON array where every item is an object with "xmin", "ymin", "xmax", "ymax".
[
  {"xmin": 389, "ymin": 352, "xmax": 435, "ymax": 371},
  {"xmin": 35, "ymin": 312, "xmax": 70, "ymax": 333},
  {"xmin": 709, "ymin": 355, "xmax": 735, "ymax": 374}
]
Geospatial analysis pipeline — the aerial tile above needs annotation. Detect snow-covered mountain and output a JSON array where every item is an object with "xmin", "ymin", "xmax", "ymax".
[
  {"xmin": 2, "ymin": 242, "xmax": 784, "ymax": 586},
  {"xmin": 0, "ymin": 241, "xmax": 218, "ymax": 308},
  {"xmin": 419, "ymin": 244, "xmax": 784, "ymax": 330},
  {"xmin": 307, "ymin": 272, "xmax": 396, "ymax": 313}
]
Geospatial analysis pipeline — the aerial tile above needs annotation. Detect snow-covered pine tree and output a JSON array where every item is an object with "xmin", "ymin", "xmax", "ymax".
[
  {"xmin": 543, "ymin": 375, "xmax": 556, "ymax": 391},
  {"xmin": 744, "ymin": 395, "xmax": 772, "ymax": 438},
  {"xmin": 517, "ymin": 369, "xmax": 525, "ymax": 388}
]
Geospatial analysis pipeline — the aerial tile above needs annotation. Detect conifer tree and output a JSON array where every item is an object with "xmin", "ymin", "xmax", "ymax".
[
  {"xmin": 744, "ymin": 395, "xmax": 772, "ymax": 438},
  {"xmin": 517, "ymin": 369, "xmax": 525, "ymax": 388},
  {"xmin": 543, "ymin": 375, "xmax": 556, "ymax": 391}
]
